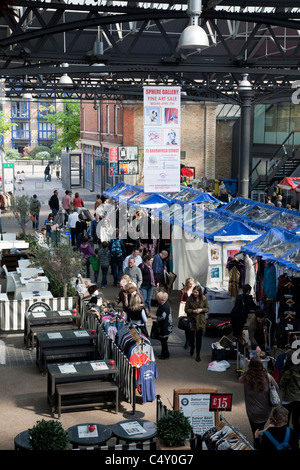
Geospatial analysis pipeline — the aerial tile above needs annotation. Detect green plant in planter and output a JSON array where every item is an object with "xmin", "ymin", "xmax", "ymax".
[
  {"xmin": 28, "ymin": 419, "xmax": 69, "ymax": 450},
  {"xmin": 156, "ymin": 410, "xmax": 192, "ymax": 447}
]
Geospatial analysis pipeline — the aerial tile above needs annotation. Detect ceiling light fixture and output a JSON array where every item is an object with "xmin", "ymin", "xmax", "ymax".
[
  {"xmin": 177, "ymin": 0, "xmax": 209, "ymax": 50},
  {"xmin": 58, "ymin": 63, "xmax": 73, "ymax": 86}
]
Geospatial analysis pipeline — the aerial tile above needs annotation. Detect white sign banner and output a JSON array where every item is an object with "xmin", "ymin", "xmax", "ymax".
[{"xmin": 143, "ymin": 86, "xmax": 181, "ymax": 193}]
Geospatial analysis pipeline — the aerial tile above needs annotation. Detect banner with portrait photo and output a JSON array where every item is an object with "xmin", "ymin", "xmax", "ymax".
[{"xmin": 143, "ymin": 86, "xmax": 181, "ymax": 193}]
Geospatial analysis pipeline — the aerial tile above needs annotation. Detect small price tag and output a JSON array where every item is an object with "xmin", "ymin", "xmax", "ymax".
[{"xmin": 209, "ymin": 393, "xmax": 232, "ymax": 411}]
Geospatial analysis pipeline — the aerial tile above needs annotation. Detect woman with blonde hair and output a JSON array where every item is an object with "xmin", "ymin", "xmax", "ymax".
[
  {"xmin": 151, "ymin": 291, "xmax": 173, "ymax": 360},
  {"xmin": 125, "ymin": 289, "xmax": 148, "ymax": 337},
  {"xmin": 254, "ymin": 405, "xmax": 298, "ymax": 450},
  {"xmin": 179, "ymin": 277, "xmax": 195, "ymax": 349}
]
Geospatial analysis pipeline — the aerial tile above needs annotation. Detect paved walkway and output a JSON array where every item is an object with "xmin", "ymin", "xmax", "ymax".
[{"xmin": 0, "ymin": 163, "xmax": 253, "ymax": 451}]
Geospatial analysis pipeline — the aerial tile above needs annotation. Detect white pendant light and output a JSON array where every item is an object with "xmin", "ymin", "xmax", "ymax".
[
  {"xmin": 177, "ymin": 0, "xmax": 209, "ymax": 50},
  {"xmin": 58, "ymin": 73, "xmax": 73, "ymax": 86}
]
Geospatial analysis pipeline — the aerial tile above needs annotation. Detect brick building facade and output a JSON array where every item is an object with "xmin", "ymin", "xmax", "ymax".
[{"xmin": 80, "ymin": 99, "xmax": 234, "ymax": 191}]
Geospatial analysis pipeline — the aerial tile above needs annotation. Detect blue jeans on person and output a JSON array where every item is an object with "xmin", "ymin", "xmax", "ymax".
[
  {"xmin": 101, "ymin": 266, "xmax": 108, "ymax": 287},
  {"xmin": 141, "ymin": 285, "xmax": 154, "ymax": 314},
  {"xmin": 111, "ymin": 258, "xmax": 123, "ymax": 285},
  {"xmin": 51, "ymin": 208, "xmax": 58, "ymax": 218},
  {"xmin": 32, "ymin": 213, "xmax": 40, "ymax": 230}
]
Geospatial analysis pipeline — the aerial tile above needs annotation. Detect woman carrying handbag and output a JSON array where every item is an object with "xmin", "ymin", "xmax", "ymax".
[
  {"xmin": 178, "ymin": 277, "xmax": 195, "ymax": 349},
  {"xmin": 184, "ymin": 285, "xmax": 209, "ymax": 362}
]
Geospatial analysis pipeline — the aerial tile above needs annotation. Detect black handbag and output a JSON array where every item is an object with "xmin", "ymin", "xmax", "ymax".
[
  {"xmin": 150, "ymin": 321, "xmax": 160, "ymax": 340},
  {"xmin": 178, "ymin": 316, "xmax": 192, "ymax": 331}
]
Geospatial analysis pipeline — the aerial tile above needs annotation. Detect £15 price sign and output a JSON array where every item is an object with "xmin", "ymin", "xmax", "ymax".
[{"xmin": 209, "ymin": 394, "xmax": 232, "ymax": 412}]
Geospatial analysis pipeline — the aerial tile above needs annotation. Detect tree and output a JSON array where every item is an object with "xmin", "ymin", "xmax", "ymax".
[
  {"xmin": 10, "ymin": 194, "xmax": 31, "ymax": 237},
  {"xmin": 30, "ymin": 243, "xmax": 84, "ymax": 297},
  {"xmin": 0, "ymin": 110, "xmax": 16, "ymax": 137},
  {"xmin": 46, "ymin": 100, "xmax": 80, "ymax": 154}
]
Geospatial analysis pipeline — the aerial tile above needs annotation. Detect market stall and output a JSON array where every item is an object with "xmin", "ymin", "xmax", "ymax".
[
  {"xmin": 217, "ymin": 197, "xmax": 300, "ymax": 233},
  {"xmin": 240, "ymin": 227, "xmax": 300, "ymax": 347}
]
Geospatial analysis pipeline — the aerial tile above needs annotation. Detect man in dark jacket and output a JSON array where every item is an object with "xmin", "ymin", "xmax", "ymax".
[
  {"xmin": 231, "ymin": 284, "xmax": 257, "ymax": 341},
  {"xmin": 49, "ymin": 190, "xmax": 59, "ymax": 217}
]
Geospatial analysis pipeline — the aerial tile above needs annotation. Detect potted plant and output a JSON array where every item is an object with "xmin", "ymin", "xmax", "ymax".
[
  {"xmin": 156, "ymin": 410, "xmax": 192, "ymax": 449},
  {"xmin": 28, "ymin": 419, "xmax": 69, "ymax": 450}
]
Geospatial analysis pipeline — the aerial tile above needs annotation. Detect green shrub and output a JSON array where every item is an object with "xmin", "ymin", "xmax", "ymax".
[
  {"xmin": 156, "ymin": 410, "xmax": 192, "ymax": 447},
  {"xmin": 28, "ymin": 419, "xmax": 69, "ymax": 450}
]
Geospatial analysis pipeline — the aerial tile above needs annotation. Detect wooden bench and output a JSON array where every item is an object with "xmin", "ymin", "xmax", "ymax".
[
  {"xmin": 56, "ymin": 380, "xmax": 119, "ymax": 418},
  {"xmin": 39, "ymin": 345, "xmax": 96, "ymax": 373}
]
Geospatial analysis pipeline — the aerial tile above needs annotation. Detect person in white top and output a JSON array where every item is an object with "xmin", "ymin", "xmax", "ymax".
[
  {"xmin": 123, "ymin": 248, "xmax": 143, "ymax": 272},
  {"xmin": 67, "ymin": 210, "xmax": 79, "ymax": 247}
]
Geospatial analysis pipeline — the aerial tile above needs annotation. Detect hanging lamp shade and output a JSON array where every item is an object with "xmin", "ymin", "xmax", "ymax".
[
  {"xmin": 58, "ymin": 73, "xmax": 73, "ymax": 86},
  {"xmin": 178, "ymin": 22, "xmax": 209, "ymax": 50}
]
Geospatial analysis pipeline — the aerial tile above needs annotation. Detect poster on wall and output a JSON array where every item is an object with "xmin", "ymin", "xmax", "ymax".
[
  {"xmin": 208, "ymin": 265, "xmax": 222, "ymax": 284},
  {"xmin": 109, "ymin": 148, "xmax": 118, "ymax": 176},
  {"xmin": 118, "ymin": 146, "xmax": 139, "ymax": 175},
  {"xmin": 208, "ymin": 243, "xmax": 222, "ymax": 265},
  {"xmin": 143, "ymin": 86, "xmax": 181, "ymax": 193}
]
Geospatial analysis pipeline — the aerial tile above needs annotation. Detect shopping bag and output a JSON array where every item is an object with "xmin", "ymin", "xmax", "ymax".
[{"xmin": 150, "ymin": 321, "xmax": 160, "ymax": 340}]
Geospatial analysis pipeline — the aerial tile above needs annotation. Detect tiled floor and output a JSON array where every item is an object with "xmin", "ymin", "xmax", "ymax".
[{"xmin": 0, "ymin": 333, "xmax": 35, "ymax": 366}]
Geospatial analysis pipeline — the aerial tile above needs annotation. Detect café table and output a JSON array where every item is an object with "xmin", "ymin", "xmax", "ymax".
[
  {"xmin": 112, "ymin": 419, "xmax": 157, "ymax": 444},
  {"xmin": 24, "ymin": 309, "xmax": 80, "ymax": 349},
  {"xmin": 47, "ymin": 359, "xmax": 119, "ymax": 416},
  {"xmin": 20, "ymin": 276, "xmax": 49, "ymax": 292},
  {"xmin": 14, "ymin": 430, "xmax": 31, "ymax": 450},
  {"xmin": 67, "ymin": 423, "xmax": 112, "ymax": 449},
  {"xmin": 21, "ymin": 290, "xmax": 53, "ymax": 300},
  {"xmin": 36, "ymin": 328, "xmax": 97, "ymax": 373}
]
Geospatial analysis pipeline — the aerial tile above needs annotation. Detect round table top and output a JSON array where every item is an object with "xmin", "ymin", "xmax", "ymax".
[
  {"xmin": 112, "ymin": 419, "xmax": 157, "ymax": 442},
  {"xmin": 14, "ymin": 430, "xmax": 31, "ymax": 450},
  {"xmin": 67, "ymin": 423, "xmax": 112, "ymax": 447}
]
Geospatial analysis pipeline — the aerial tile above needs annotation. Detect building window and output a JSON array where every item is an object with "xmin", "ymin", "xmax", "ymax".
[
  {"xmin": 38, "ymin": 122, "xmax": 55, "ymax": 140},
  {"xmin": 253, "ymin": 103, "xmax": 300, "ymax": 146},
  {"xmin": 11, "ymin": 101, "xmax": 29, "ymax": 119},
  {"xmin": 12, "ymin": 121, "xmax": 30, "ymax": 140}
]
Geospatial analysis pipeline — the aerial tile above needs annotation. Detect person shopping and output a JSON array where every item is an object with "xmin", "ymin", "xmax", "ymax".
[
  {"xmin": 151, "ymin": 291, "xmax": 173, "ymax": 360},
  {"xmin": 280, "ymin": 349, "xmax": 300, "ymax": 442},
  {"xmin": 239, "ymin": 356, "xmax": 279, "ymax": 446},
  {"xmin": 125, "ymin": 290, "xmax": 148, "ymax": 337},
  {"xmin": 179, "ymin": 277, "xmax": 195, "ymax": 349},
  {"xmin": 184, "ymin": 285, "xmax": 209, "ymax": 362},
  {"xmin": 254, "ymin": 405, "xmax": 298, "ymax": 451}
]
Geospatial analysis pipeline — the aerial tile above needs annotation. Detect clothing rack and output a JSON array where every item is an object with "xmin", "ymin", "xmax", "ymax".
[{"xmin": 202, "ymin": 415, "xmax": 254, "ymax": 450}]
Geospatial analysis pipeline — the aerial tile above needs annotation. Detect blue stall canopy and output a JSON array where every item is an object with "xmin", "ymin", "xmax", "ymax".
[
  {"xmin": 187, "ymin": 191, "xmax": 226, "ymax": 211},
  {"xmin": 241, "ymin": 227, "xmax": 300, "ymax": 271},
  {"xmin": 212, "ymin": 221, "xmax": 262, "ymax": 242},
  {"xmin": 103, "ymin": 182, "xmax": 127, "ymax": 198},
  {"xmin": 127, "ymin": 190, "xmax": 171, "ymax": 208},
  {"xmin": 172, "ymin": 187, "xmax": 201, "ymax": 205},
  {"xmin": 217, "ymin": 197, "xmax": 300, "ymax": 233},
  {"xmin": 113, "ymin": 184, "xmax": 142, "ymax": 201}
]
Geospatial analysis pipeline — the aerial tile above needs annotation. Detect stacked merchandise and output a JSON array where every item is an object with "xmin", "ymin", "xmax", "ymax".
[{"xmin": 202, "ymin": 420, "xmax": 253, "ymax": 450}]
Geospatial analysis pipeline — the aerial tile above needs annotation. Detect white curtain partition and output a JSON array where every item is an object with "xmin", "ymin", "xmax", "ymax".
[
  {"xmin": 172, "ymin": 225, "xmax": 209, "ymax": 291},
  {"xmin": 0, "ymin": 296, "xmax": 76, "ymax": 331}
]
